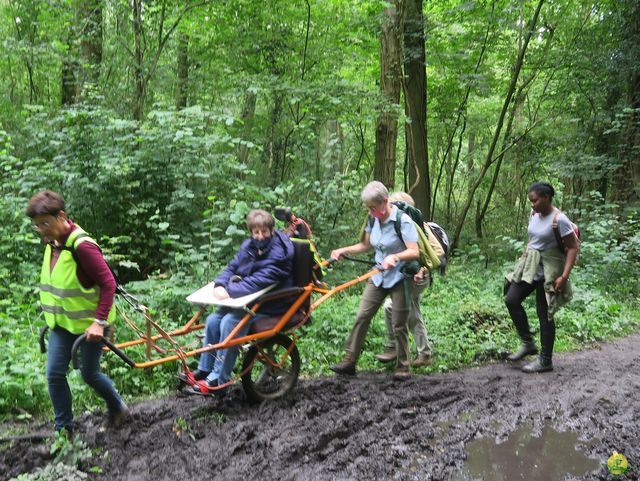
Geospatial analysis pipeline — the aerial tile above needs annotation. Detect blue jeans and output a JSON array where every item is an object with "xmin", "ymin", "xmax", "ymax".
[
  {"xmin": 198, "ymin": 308, "xmax": 264, "ymax": 384},
  {"xmin": 46, "ymin": 327, "xmax": 125, "ymax": 432}
]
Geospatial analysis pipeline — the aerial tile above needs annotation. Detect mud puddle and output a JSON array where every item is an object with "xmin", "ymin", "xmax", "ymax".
[
  {"xmin": 2, "ymin": 334, "xmax": 640, "ymax": 480},
  {"xmin": 452, "ymin": 421, "xmax": 600, "ymax": 481}
]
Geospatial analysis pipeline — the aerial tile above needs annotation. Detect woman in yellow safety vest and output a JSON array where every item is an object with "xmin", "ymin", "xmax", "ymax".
[{"xmin": 27, "ymin": 190, "xmax": 129, "ymax": 435}]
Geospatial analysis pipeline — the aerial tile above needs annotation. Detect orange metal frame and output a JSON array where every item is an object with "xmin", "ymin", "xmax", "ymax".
[{"xmin": 104, "ymin": 266, "xmax": 379, "ymax": 371}]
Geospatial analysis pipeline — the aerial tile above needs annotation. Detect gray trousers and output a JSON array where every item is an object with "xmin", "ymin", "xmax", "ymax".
[
  {"xmin": 345, "ymin": 280, "xmax": 410, "ymax": 365},
  {"xmin": 383, "ymin": 276, "xmax": 432, "ymax": 356}
]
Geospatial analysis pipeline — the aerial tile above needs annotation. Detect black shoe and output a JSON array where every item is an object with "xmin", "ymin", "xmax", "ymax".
[
  {"xmin": 507, "ymin": 342, "xmax": 538, "ymax": 362},
  {"xmin": 521, "ymin": 357, "xmax": 553, "ymax": 373},
  {"xmin": 329, "ymin": 357, "xmax": 356, "ymax": 376}
]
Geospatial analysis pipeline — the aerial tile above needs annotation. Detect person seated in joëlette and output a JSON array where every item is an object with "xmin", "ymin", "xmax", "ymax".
[{"xmin": 188, "ymin": 209, "xmax": 294, "ymax": 395}]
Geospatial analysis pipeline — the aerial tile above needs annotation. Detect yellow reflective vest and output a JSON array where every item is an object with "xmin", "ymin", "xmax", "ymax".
[{"xmin": 39, "ymin": 227, "xmax": 115, "ymax": 334}]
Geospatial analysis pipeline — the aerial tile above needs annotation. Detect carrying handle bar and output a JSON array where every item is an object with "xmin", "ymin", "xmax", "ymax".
[
  {"xmin": 71, "ymin": 332, "xmax": 136, "ymax": 369},
  {"xmin": 39, "ymin": 326, "xmax": 49, "ymax": 353},
  {"xmin": 341, "ymin": 255, "xmax": 377, "ymax": 267}
]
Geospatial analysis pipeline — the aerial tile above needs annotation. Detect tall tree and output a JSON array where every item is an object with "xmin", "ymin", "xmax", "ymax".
[
  {"xmin": 237, "ymin": 88, "xmax": 257, "ymax": 165},
  {"xmin": 402, "ymin": 0, "xmax": 430, "ymax": 217},
  {"xmin": 374, "ymin": 1, "xmax": 403, "ymax": 189},
  {"xmin": 130, "ymin": 0, "xmax": 210, "ymax": 120},
  {"xmin": 451, "ymin": 0, "xmax": 545, "ymax": 250},
  {"xmin": 79, "ymin": 0, "xmax": 103, "ymax": 87},
  {"xmin": 475, "ymin": 25, "xmax": 555, "ymax": 236},
  {"xmin": 614, "ymin": 0, "xmax": 640, "ymax": 204},
  {"xmin": 176, "ymin": 32, "xmax": 189, "ymax": 109}
]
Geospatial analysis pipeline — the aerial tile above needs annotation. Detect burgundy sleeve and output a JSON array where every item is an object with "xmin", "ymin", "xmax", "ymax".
[{"xmin": 75, "ymin": 241, "xmax": 117, "ymax": 321}]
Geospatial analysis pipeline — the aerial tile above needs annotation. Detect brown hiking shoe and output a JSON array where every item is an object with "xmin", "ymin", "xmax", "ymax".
[
  {"xmin": 393, "ymin": 365, "xmax": 411, "ymax": 381},
  {"xmin": 402, "ymin": 353, "xmax": 432, "ymax": 367},
  {"xmin": 375, "ymin": 347, "xmax": 397, "ymax": 363},
  {"xmin": 330, "ymin": 355, "xmax": 356, "ymax": 376}
]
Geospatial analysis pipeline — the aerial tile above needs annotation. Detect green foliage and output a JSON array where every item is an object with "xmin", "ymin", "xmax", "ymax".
[
  {"xmin": 9, "ymin": 463, "xmax": 88, "ymax": 481},
  {"xmin": 50, "ymin": 431, "xmax": 92, "ymax": 467},
  {"xmin": 0, "ymin": 308, "xmax": 49, "ymax": 415},
  {"xmin": 1, "ymin": 0, "xmax": 639, "ymax": 426},
  {"xmin": 9, "ymin": 432, "xmax": 94, "ymax": 481},
  {"xmin": 566, "ymin": 192, "xmax": 640, "ymax": 298},
  {"xmin": 172, "ymin": 417, "xmax": 195, "ymax": 441}
]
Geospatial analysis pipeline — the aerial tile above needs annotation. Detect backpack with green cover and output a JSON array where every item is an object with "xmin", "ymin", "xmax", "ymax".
[{"xmin": 364, "ymin": 201, "xmax": 441, "ymax": 273}]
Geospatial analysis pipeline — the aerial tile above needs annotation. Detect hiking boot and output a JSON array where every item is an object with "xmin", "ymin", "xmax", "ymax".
[
  {"xmin": 329, "ymin": 355, "xmax": 356, "ymax": 376},
  {"xmin": 375, "ymin": 347, "xmax": 397, "ymax": 363},
  {"xmin": 99, "ymin": 404, "xmax": 130, "ymax": 432},
  {"xmin": 112, "ymin": 405, "xmax": 131, "ymax": 428},
  {"xmin": 521, "ymin": 357, "xmax": 553, "ymax": 373},
  {"xmin": 408, "ymin": 353, "xmax": 432, "ymax": 368},
  {"xmin": 506, "ymin": 341, "xmax": 538, "ymax": 362},
  {"xmin": 393, "ymin": 365, "xmax": 411, "ymax": 381}
]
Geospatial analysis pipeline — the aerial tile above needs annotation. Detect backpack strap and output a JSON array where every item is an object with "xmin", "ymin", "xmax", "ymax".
[
  {"xmin": 56, "ymin": 232, "xmax": 92, "ymax": 265},
  {"xmin": 551, "ymin": 209, "xmax": 565, "ymax": 253},
  {"xmin": 393, "ymin": 215, "xmax": 403, "ymax": 242},
  {"xmin": 59, "ymin": 233, "xmax": 122, "ymax": 286},
  {"xmin": 367, "ymin": 215, "xmax": 375, "ymax": 231}
]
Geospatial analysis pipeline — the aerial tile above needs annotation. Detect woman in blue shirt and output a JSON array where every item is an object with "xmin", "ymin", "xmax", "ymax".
[{"xmin": 329, "ymin": 181, "xmax": 419, "ymax": 380}]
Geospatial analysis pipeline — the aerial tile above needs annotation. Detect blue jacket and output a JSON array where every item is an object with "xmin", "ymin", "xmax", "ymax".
[{"xmin": 214, "ymin": 230, "xmax": 295, "ymax": 314}]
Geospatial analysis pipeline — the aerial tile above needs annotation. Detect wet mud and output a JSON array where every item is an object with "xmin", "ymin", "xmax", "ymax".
[{"xmin": 2, "ymin": 334, "xmax": 639, "ymax": 481}]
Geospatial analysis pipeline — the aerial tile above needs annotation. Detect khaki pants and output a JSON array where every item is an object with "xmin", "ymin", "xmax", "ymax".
[
  {"xmin": 383, "ymin": 276, "xmax": 431, "ymax": 357},
  {"xmin": 345, "ymin": 280, "xmax": 410, "ymax": 365}
]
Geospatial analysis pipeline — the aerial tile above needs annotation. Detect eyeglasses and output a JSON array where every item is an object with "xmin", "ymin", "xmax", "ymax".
[
  {"xmin": 31, "ymin": 220, "xmax": 51, "ymax": 230},
  {"xmin": 31, "ymin": 216, "xmax": 58, "ymax": 231}
]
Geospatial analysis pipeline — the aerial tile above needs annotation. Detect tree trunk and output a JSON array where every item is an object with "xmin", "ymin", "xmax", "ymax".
[
  {"xmin": 476, "ymin": 25, "xmax": 554, "ymax": 235},
  {"xmin": 402, "ymin": 0, "xmax": 430, "ymax": 217},
  {"xmin": 132, "ymin": 0, "xmax": 145, "ymax": 121},
  {"xmin": 79, "ymin": 0, "xmax": 103, "ymax": 89},
  {"xmin": 176, "ymin": 32, "xmax": 189, "ymax": 109},
  {"xmin": 237, "ymin": 89, "xmax": 257, "ymax": 164},
  {"xmin": 267, "ymin": 94, "xmax": 283, "ymax": 184},
  {"xmin": 374, "ymin": 1, "xmax": 403, "ymax": 190},
  {"xmin": 61, "ymin": 37, "xmax": 78, "ymax": 105},
  {"xmin": 451, "ymin": 0, "xmax": 544, "ymax": 251},
  {"xmin": 431, "ymin": 1, "xmax": 494, "ymax": 220},
  {"xmin": 475, "ymin": 87, "xmax": 524, "ymax": 237},
  {"xmin": 614, "ymin": 0, "xmax": 640, "ymax": 203}
]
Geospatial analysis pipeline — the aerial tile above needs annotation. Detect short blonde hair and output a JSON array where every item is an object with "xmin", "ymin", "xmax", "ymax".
[
  {"xmin": 389, "ymin": 191, "xmax": 415, "ymax": 207},
  {"xmin": 361, "ymin": 181, "xmax": 388, "ymax": 206},
  {"xmin": 246, "ymin": 209, "xmax": 275, "ymax": 231}
]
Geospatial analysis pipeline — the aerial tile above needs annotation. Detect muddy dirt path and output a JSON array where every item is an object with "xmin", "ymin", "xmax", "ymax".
[{"xmin": 3, "ymin": 335, "xmax": 639, "ymax": 481}]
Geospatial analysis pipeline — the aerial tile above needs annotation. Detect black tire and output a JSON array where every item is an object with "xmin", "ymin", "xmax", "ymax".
[{"xmin": 241, "ymin": 333, "xmax": 300, "ymax": 403}]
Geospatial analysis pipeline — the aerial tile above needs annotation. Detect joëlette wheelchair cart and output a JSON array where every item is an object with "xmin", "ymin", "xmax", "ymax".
[{"xmin": 39, "ymin": 208, "xmax": 379, "ymax": 403}]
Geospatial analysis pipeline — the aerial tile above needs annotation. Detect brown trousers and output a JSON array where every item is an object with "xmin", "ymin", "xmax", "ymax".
[{"xmin": 345, "ymin": 280, "xmax": 410, "ymax": 365}]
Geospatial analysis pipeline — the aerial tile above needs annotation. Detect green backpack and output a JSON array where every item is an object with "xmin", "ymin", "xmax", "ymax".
[{"xmin": 363, "ymin": 201, "xmax": 441, "ymax": 273}]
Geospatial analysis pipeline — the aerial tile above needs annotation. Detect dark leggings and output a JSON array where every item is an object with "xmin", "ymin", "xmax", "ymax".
[{"xmin": 505, "ymin": 280, "xmax": 555, "ymax": 361}]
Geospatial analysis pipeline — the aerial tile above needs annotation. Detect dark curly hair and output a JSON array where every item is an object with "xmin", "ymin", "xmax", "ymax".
[{"xmin": 528, "ymin": 182, "xmax": 555, "ymax": 199}]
